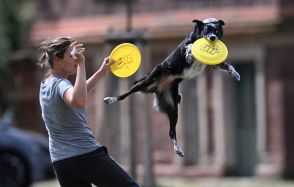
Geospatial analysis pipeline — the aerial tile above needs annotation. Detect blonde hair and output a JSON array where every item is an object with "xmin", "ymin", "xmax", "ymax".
[{"xmin": 37, "ymin": 37, "xmax": 74, "ymax": 77}]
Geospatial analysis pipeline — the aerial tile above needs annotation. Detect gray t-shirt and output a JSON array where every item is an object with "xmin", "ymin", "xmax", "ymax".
[{"xmin": 39, "ymin": 77, "xmax": 100, "ymax": 162}]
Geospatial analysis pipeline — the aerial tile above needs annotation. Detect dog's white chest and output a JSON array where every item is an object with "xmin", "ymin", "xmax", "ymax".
[
  {"xmin": 182, "ymin": 44, "xmax": 207, "ymax": 79},
  {"xmin": 183, "ymin": 61, "xmax": 206, "ymax": 79}
]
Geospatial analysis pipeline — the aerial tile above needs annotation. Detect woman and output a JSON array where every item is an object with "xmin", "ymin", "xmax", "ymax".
[{"xmin": 38, "ymin": 37, "xmax": 140, "ymax": 187}]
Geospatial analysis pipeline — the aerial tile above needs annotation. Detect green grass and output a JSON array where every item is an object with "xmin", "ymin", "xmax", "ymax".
[{"xmin": 32, "ymin": 177, "xmax": 294, "ymax": 187}]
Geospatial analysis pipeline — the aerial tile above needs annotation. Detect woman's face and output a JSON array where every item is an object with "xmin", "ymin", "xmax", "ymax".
[{"xmin": 57, "ymin": 46, "xmax": 78, "ymax": 76}]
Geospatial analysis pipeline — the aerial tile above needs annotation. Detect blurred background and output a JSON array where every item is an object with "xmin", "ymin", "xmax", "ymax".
[{"xmin": 1, "ymin": 0, "xmax": 294, "ymax": 187}]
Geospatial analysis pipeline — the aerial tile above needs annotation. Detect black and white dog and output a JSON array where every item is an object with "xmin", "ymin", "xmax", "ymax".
[{"xmin": 104, "ymin": 18, "xmax": 240, "ymax": 157}]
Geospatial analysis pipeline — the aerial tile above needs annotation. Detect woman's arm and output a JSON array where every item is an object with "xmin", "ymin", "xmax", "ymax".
[
  {"xmin": 66, "ymin": 63, "xmax": 87, "ymax": 108},
  {"xmin": 64, "ymin": 42, "xmax": 87, "ymax": 108},
  {"xmin": 86, "ymin": 57, "xmax": 114, "ymax": 93}
]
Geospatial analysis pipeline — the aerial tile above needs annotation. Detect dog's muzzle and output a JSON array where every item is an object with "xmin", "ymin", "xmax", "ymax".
[
  {"xmin": 205, "ymin": 34, "xmax": 218, "ymax": 41},
  {"xmin": 209, "ymin": 35, "xmax": 216, "ymax": 41}
]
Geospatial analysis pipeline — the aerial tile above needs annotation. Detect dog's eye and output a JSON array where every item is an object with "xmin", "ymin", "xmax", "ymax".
[
  {"xmin": 205, "ymin": 27, "xmax": 213, "ymax": 33},
  {"xmin": 216, "ymin": 30, "xmax": 222, "ymax": 35}
]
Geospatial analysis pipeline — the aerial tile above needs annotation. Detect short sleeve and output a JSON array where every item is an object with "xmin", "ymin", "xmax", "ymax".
[{"xmin": 57, "ymin": 79, "xmax": 73, "ymax": 99}]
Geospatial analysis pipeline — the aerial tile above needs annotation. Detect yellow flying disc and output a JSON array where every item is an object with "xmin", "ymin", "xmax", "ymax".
[
  {"xmin": 192, "ymin": 38, "xmax": 228, "ymax": 65},
  {"xmin": 109, "ymin": 43, "xmax": 141, "ymax": 78}
]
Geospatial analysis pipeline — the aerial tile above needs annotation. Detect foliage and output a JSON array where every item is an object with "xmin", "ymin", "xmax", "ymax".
[{"xmin": 0, "ymin": 0, "xmax": 35, "ymax": 115}]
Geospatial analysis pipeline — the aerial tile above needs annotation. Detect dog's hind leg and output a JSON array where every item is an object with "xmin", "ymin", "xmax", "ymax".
[
  {"xmin": 167, "ymin": 108, "xmax": 184, "ymax": 157},
  {"xmin": 156, "ymin": 85, "xmax": 184, "ymax": 157},
  {"xmin": 103, "ymin": 79, "xmax": 149, "ymax": 104},
  {"xmin": 104, "ymin": 65, "xmax": 164, "ymax": 104},
  {"xmin": 214, "ymin": 62, "xmax": 240, "ymax": 81}
]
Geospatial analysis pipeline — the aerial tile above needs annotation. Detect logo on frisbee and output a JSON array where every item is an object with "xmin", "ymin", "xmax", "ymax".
[
  {"xmin": 200, "ymin": 44, "xmax": 220, "ymax": 55},
  {"xmin": 113, "ymin": 53, "xmax": 133, "ymax": 70}
]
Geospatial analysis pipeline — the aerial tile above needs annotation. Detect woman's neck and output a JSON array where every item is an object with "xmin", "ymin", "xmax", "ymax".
[{"xmin": 51, "ymin": 69, "xmax": 68, "ymax": 79}]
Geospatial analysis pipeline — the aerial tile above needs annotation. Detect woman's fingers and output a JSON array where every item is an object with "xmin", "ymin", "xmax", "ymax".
[
  {"xmin": 108, "ymin": 58, "xmax": 115, "ymax": 66},
  {"xmin": 70, "ymin": 42, "xmax": 85, "ymax": 59},
  {"xmin": 77, "ymin": 47, "xmax": 85, "ymax": 53},
  {"xmin": 70, "ymin": 42, "xmax": 83, "ymax": 51},
  {"xmin": 69, "ymin": 41, "xmax": 77, "ymax": 49},
  {"xmin": 75, "ymin": 44, "xmax": 83, "ymax": 48},
  {"xmin": 104, "ymin": 57, "xmax": 115, "ymax": 65}
]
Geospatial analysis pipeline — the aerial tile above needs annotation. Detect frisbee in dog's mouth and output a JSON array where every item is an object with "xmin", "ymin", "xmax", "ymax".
[
  {"xmin": 192, "ymin": 38, "xmax": 228, "ymax": 65},
  {"xmin": 109, "ymin": 43, "xmax": 141, "ymax": 78}
]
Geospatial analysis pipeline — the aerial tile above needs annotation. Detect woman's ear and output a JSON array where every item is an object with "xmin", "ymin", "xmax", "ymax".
[{"xmin": 52, "ymin": 55, "xmax": 63, "ymax": 67}]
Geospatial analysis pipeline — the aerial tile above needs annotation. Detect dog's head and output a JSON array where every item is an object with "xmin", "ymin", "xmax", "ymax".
[{"xmin": 192, "ymin": 18, "xmax": 225, "ymax": 42}]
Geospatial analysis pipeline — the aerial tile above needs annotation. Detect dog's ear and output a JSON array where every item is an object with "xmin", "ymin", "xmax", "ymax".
[
  {"xmin": 217, "ymin": 20, "xmax": 225, "ymax": 26},
  {"xmin": 186, "ymin": 19, "xmax": 204, "ymax": 45},
  {"xmin": 192, "ymin": 19, "xmax": 204, "ymax": 27}
]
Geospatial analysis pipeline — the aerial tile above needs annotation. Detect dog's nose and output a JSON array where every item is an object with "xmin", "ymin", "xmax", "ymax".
[{"xmin": 209, "ymin": 36, "xmax": 216, "ymax": 41}]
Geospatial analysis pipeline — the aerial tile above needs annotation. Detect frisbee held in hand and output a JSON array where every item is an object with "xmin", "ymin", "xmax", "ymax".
[
  {"xmin": 109, "ymin": 43, "xmax": 141, "ymax": 78},
  {"xmin": 192, "ymin": 38, "xmax": 228, "ymax": 65}
]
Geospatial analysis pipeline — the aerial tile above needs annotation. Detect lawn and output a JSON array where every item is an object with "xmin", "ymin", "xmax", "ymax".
[{"xmin": 32, "ymin": 177, "xmax": 294, "ymax": 187}]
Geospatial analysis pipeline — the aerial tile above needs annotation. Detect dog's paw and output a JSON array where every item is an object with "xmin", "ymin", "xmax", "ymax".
[
  {"xmin": 172, "ymin": 139, "xmax": 185, "ymax": 157},
  {"xmin": 229, "ymin": 66, "xmax": 241, "ymax": 81},
  {"xmin": 231, "ymin": 71, "xmax": 241, "ymax": 81},
  {"xmin": 103, "ymin": 97, "xmax": 118, "ymax": 104},
  {"xmin": 185, "ymin": 44, "xmax": 195, "ymax": 64},
  {"xmin": 176, "ymin": 148, "xmax": 185, "ymax": 157}
]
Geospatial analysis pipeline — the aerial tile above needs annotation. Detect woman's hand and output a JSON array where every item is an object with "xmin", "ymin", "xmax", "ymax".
[
  {"xmin": 70, "ymin": 41, "xmax": 85, "ymax": 64},
  {"xmin": 98, "ymin": 57, "xmax": 115, "ymax": 75},
  {"xmin": 86, "ymin": 58, "xmax": 115, "ymax": 93}
]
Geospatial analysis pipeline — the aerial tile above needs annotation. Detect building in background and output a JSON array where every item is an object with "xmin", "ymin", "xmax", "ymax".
[{"xmin": 10, "ymin": 0, "xmax": 294, "ymax": 179}]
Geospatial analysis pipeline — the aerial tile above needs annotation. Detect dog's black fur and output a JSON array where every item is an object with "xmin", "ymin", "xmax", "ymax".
[{"xmin": 104, "ymin": 18, "xmax": 240, "ymax": 157}]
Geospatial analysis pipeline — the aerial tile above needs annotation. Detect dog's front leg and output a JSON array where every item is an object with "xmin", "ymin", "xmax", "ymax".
[{"xmin": 214, "ymin": 62, "xmax": 240, "ymax": 81}]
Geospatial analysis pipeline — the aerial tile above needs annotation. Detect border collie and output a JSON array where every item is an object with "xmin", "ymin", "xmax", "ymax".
[{"xmin": 104, "ymin": 18, "xmax": 240, "ymax": 157}]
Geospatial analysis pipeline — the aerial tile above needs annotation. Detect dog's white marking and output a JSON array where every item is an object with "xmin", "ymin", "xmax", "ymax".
[
  {"xmin": 203, "ymin": 17, "xmax": 219, "ymax": 24},
  {"xmin": 153, "ymin": 97, "xmax": 159, "ymax": 111},
  {"xmin": 172, "ymin": 138, "xmax": 184, "ymax": 157},
  {"xmin": 183, "ymin": 44, "xmax": 207, "ymax": 79},
  {"xmin": 104, "ymin": 97, "xmax": 118, "ymax": 104},
  {"xmin": 164, "ymin": 90, "xmax": 175, "ymax": 108},
  {"xmin": 152, "ymin": 90, "xmax": 175, "ymax": 111}
]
